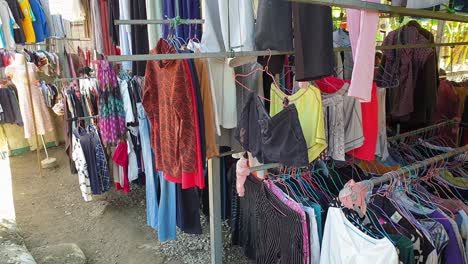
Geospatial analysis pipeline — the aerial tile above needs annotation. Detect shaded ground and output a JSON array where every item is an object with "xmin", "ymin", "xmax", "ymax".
[{"xmin": 10, "ymin": 146, "xmax": 251, "ymax": 264}]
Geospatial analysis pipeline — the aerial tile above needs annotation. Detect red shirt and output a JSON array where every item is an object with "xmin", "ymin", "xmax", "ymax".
[
  {"xmin": 315, "ymin": 76, "xmax": 378, "ymax": 160},
  {"xmin": 165, "ymin": 60, "xmax": 205, "ymax": 189},
  {"xmin": 99, "ymin": 0, "xmax": 116, "ymax": 55},
  {"xmin": 112, "ymin": 141, "xmax": 130, "ymax": 193}
]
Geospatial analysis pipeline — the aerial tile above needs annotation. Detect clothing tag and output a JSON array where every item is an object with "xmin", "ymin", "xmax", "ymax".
[{"xmin": 391, "ymin": 211, "xmax": 403, "ymax": 223}]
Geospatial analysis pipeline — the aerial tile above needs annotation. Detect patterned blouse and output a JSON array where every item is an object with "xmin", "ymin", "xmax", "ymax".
[{"xmin": 95, "ymin": 60, "xmax": 126, "ymax": 145}]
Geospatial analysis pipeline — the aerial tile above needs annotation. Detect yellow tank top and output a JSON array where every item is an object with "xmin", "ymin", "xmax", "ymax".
[{"xmin": 18, "ymin": 0, "xmax": 36, "ymax": 43}]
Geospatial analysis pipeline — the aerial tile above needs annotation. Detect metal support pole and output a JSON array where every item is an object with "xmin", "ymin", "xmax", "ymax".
[
  {"xmin": 23, "ymin": 54, "xmax": 42, "ymax": 177},
  {"xmin": 388, "ymin": 119, "xmax": 457, "ymax": 142},
  {"xmin": 107, "ymin": 42, "xmax": 468, "ymax": 62},
  {"xmin": 208, "ymin": 157, "xmax": 222, "ymax": 264},
  {"xmin": 370, "ymin": 145, "xmax": 468, "ymax": 186},
  {"xmin": 114, "ymin": 19, "xmax": 204, "ymax": 25},
  {"xmin": 107, "ymin": 50, "xmax": 293, "ymax": 62},
  {"xmin": 290, "ymin": 0, "xmax": 468, "ymax": 23}
]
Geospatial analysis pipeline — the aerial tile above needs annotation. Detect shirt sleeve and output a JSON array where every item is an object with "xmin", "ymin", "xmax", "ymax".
[
  {"xmin": 142, "ymin": 60, "xmax": 158, "ymax": 120},
  {"xmin": 174, "ymin": 61, "xmax": 198, "ymax": 175}
]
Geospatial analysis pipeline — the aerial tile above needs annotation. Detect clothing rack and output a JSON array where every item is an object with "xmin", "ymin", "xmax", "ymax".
[
  {"xmin": 248, "ymin": 144, "xmax": 468, "ymax": 186},
  {"xmin": 17, "ymin": 43, "xmax": 51, "ymax": 46},
  {"xmin": 47, "ymin": 37, "xmax": 92, "ymax": 42},
  {"xmin": 247, "ymin": 145, "xmax": 468, "ymax": 188},
  {"xmin": 15, "ymin": 43, "xmax": 55, "ymax": 50},
  {"xmin": 114, "ymin": 19, "xmax": 205, "ymax": 25},
  {"xmin": 55, "ymin": 76, "xmax": 96, "ymax": 82},
  {"xmin": 388, "ymin": 119, "xmax": 458, "ymax": 141},
  {"xmin": 334, "ymin": 41, "xmax": 468, "ymax": 52},
  {"xmin": 369, "ymin": 144, "xmax": 468, "ymax": 186},
  {"xmin": 107, "ymin": 7, "xmax": 468, "ymax": 264},
  {"xmin": 66, "ymin": 115, "xmax": 99, "ymax": 122},
  {"xmin": 247, "ymin": 120, "xmax": 460, "ymax": 173},
  {"xmin": 107, "ymin": 41, "xmax": 468, "ymax": 62},
  {"xmin": 290, "ymin": 0, "xmax": 468, "ymax": 23},
  {"xmin": 441, "ymin": 70, "xmax": 468, "ymax": 79},
  {"xmin": 217, "ymin": 150, "xmax": 243, "ymax": 158},
  {"xmin": 107, "ymin": 44, "xmax": 468, "ymax": 264},
  {"xmin": 107, "ymin": 50, "xmax": 294, "ymax": 62}
]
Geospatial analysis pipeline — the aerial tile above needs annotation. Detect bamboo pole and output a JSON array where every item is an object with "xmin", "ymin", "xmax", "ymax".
[{"xmin": 23, "ymin": 53, "xmax": 42, "ymax": 177}]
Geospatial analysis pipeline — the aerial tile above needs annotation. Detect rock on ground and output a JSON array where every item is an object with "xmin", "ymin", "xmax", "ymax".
[
  {"xmin": 31, "ymin": 243, "xmax": 86, "ymax": 264},
  {"xmin": 0, "ymin": 219, "xmax": 36, "ymax": 264}
]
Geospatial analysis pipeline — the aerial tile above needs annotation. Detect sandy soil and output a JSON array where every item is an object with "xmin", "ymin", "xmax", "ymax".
[{"xmin": 9, "ymin": 146, "xmax": 252, "ymax": 264}]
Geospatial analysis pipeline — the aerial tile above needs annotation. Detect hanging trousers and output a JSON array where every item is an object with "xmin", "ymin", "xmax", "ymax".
[
  {"xmin": 138, "ymin": 103, "xmax": 176, "ymax": 241},
  {"xmin": 346, "ymin": 0, "xmax": 380, "ymax": 102}
]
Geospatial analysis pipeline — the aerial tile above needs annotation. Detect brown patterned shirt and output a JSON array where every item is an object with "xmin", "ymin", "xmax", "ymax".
[{"xmin": 142, "ymin": 39, "xmax": 198, "ymax": 182}]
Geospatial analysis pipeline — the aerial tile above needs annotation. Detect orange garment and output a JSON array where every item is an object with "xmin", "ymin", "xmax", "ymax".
[
  {"xmin": 18, "ymin": 0, "xmax": 36, "ymax": 43},
  {"xmin": 194, "ymin": 58, "xmax": 219, "ymax": 159}
]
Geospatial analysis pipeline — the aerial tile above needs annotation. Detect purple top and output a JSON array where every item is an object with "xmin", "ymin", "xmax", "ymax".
[
  {"xmin": 162, "ymin": 0, "xmax": 201, "ymax": 41},
  {"xmin": 429, "ymin": 210, "xmax": 464, "ymax": 264},
  {"xmin": 96, "ymin": 60, "xmax": 126, "ymax": 145},
  {"xmin": 382, "ymin": 25, "xmax": 434, "ymax": 118}
]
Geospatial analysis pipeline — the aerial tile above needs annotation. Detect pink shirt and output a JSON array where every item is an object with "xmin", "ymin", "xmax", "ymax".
[{"xmin": 346, "ymin": 0, "xmax": 380, "ymax": 102}]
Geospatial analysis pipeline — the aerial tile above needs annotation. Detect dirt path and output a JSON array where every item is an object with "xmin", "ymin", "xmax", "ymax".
[
  {"xmin": 10, "ymin": 146, "xmax": 252, "ymax": 264},
  {"xmin": 11, "ymin": 147, "xmax": 168, "ymax": 264}
]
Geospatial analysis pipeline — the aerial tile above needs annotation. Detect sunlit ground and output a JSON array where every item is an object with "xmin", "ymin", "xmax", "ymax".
[{"xmin": 0, "ymin": 156, "xmax": 15, "ymax": 221}]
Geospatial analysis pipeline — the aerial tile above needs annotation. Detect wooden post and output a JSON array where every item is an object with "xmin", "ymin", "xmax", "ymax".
[
  {"xmin": 208, "ymin": 157, "xmax": 222, "ymax": 264},
  {"xmin": 23, "ymin": 53, "xmax": 42, "ymax": 177}
]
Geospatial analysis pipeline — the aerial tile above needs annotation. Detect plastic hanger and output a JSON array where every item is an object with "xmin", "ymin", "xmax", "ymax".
[
  {"xmin": 368, "ymin": 195, "xmax": 409, "ymax": 236},
  {"xmin": 235, "ymin": 50, "xmax": 308, "ymax": 105},
  {"xmin": 297, "ymin": 169, "xmax": 321, "ymax": 204},
  {"xmin": 303, "ymin": 168, "xmax": 331, "ymax": 203},
  {"xmin": 311, "ymin": 161, "xmax": 335, "ymax": 197},
  {"xmin": 322, "ymin": 160, "xmax": 343, "ymax": 194},
  {"xmin": 291, "ymin": 168, "xmax": 320, "ymax": 204}
]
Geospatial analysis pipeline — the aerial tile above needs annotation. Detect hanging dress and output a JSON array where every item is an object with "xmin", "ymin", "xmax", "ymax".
[{"xmin": 5, "ymin": 62, "xmax": 53, "ymax": 138}]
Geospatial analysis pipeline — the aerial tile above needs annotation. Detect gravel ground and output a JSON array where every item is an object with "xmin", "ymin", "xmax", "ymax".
[
  {"xmin": 157, "ymin": 217, "xmax": 252, "ymax": 264},
  {"xmin": 10, "ymin": 146, "xmax": 253, "ymax": 264}
]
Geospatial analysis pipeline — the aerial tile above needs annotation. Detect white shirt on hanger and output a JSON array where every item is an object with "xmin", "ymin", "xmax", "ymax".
[
  {"xmin": 320, "ymin": 207, "xmax": 399, "ymax": 264},
  {"xmin": 119, "ymin": 0, "xmax": 133, "ymax": 72},
  {"xmin": 201, "ymin": 0, "xmax": 255, "ymax": 130},
  {"xmin": 145, "ymin": 0, "xmax": 163, "ymax": 49}
]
